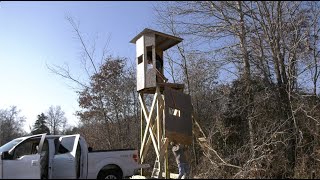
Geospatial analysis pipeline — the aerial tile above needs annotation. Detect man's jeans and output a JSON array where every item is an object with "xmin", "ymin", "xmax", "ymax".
[{"xmin": 178, "ymin": 163, "xmax": 189, "ymax": 179}]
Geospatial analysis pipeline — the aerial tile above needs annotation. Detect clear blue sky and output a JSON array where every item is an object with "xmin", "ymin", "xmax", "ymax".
[{"xmin": 0, "ymin": 1, "xmax": 157, "ymax": 132}]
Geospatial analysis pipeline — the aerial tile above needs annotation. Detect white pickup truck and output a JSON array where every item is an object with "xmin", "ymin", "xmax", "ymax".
[{"xmin": 0, "ymin": 133, "xmax": 148, "ymax": 179}]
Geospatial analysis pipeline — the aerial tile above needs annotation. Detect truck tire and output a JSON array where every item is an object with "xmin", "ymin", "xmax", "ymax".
[{"xmin": 98, "ymin": 170, "xmax": 122, "ymax": 179}]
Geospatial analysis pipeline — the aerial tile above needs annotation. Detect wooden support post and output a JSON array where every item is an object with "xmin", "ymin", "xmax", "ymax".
[
  {"xmin": 157, "ymin": 87, "xmax": 161, "ymax": 151},
  {"xmin": 140, "ymin": 106, "xmax": 144, "ymax": 175},
  {"xmin": 158, "ymin": 138, "xmax": 169, "ymax": 179},
  {"xmin": 165, "ymin": 143, "xmax": 169, "ymax": 179},
  {"xmin": 141, "ymin": 124, "xmax": 157, "ymax": 160},
  {"xmin": 157, "ymin": 90, "xmax": 161, "ymax": 177}
]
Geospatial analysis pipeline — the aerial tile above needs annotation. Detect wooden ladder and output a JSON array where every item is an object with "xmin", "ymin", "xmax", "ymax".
[
  {"xmin": 151, "ymin": 158, "xmax": 163, "ymax": 179},
  {"xmin": 151, "ymin": 138, "xmax": 169, "ymax": 179}
]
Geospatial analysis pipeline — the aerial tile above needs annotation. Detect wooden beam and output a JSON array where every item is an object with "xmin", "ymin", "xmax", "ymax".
[
  {"xmin": 165, "ymin": 144, "xmax": 169, "ymax": 179},
  {"xmin": 156, "ymin": 87, "xmax": 163, "ymax": 146},
  {"xmin": 139, "ymin": 93, "xmax": 160, "ymax": 158},
  {"xmin": 140, "ymin": 106, "xmax": 144, "ymax": 176},
  {"xmin": 157, "ymin": 96, "xmax": 161, "ymax": 150},
  {"xmin": 139, "ymin": 92, "xmax": 158, "ymax": 152},
  {"xmin": 140, "ymin": 125, "xmax": 159, "ymax": 159},
  {"xmin": 141, "ymin": 124, "xmax": 157, "ymax": 160},
  {"xmin": 159, "ymin": 138, "xmax": 169, "ymax": 162}
]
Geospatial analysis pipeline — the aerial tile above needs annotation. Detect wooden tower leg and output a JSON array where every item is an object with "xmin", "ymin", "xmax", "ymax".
[
  {"xmin": 165, "ymin": 144, "xmax": 169, "ymax": 179},
  {"xmin": 157, "ymin": 86, "xmax": 162, "ymax": 178},
  {"xmin": 140, "ymin": 107, "xmax": 144, "ymax": 176}
]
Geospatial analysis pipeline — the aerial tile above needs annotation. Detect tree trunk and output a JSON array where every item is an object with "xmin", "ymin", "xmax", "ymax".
[{"xmin": 238, "ymin": 1, "xmax": 255, "ymax": 159}]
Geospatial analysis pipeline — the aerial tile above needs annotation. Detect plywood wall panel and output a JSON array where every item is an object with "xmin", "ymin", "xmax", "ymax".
[{"xmin": 164, "ymin": 87, "xmax": 193, "ymax": 145}]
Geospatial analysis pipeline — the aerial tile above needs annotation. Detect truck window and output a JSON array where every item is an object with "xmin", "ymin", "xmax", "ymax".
[
  {"xmin": 56, "ymin": 136, "xmax": 75, "ymax": 154},
  {"xmin": 13, "ymin": 138, "xmax": 40, "ymax": 159},
  {"xmin": 0, "ymin": 138, "xmax": 23, "ymax": 153}
]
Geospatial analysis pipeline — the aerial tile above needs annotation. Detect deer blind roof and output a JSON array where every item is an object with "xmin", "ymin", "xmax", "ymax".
[{"xmin": 130, "ymin": 28, "xmax": 183, "ymax": 51}]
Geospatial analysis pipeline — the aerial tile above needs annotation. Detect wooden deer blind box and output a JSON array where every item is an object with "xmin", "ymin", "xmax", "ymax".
[{"xmin": 130, "ymin": 28, "xmax": 193, "ymax": 178}]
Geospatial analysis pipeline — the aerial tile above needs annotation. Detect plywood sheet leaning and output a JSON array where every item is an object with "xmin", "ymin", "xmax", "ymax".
[{"xmin": 164, "ymin": 87, "xmax": 193, "ymax": 145}]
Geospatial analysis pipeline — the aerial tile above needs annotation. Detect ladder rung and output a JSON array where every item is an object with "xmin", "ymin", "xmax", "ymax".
[
  {"xmin": 151, "ymin": 160, "xmax": 161, "ymax": 178},
  {"xmin": 152, "ymin": 169, "xmax": 159, "ymax": 174},
  {"xmin": 151, "ymin": 169, "xmax": 160, "ymax": 178}
]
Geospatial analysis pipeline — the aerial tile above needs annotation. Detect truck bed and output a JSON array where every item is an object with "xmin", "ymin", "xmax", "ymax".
[{"xmin": 86, "ymin": 149, "xmax": 139, "ymax": 178}]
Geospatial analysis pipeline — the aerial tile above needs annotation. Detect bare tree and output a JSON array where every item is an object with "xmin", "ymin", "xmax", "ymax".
[
  {"xmin": 47, "ymin": 16, "xmax": 139, "ymax": 150},
  {"xmin": 47, "ymin": 16, "xmax": 111, "ymax": 90},
  {"xmin": 46, "ymin": 105, "xmax": 67, "ymax": 135},
  {"xmin": 0, "ymin": 106, "xmax": 26, "ymax": 145},
  {"xmin": 305, "ymin": 2, "xmax": 320, "ymax": 96}
]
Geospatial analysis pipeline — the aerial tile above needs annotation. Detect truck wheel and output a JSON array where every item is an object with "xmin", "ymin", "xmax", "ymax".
[{"xmin": 98, "ymin": 170, "xmax": 121, "ymax": 179}]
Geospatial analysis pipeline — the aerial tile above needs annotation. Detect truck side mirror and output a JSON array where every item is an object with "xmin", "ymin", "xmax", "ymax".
[{"xmin": 1, "ymin": 151, "xmax": 13, "ymax": 160}]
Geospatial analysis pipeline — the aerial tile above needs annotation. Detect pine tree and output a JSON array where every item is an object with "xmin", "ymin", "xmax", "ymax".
[{"xmin": 31, "ymin": 113, "xmax": 50, "ymax": 135}]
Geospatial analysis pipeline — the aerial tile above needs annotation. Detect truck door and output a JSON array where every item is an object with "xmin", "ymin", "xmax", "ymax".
[
  {"xmin": 2, "ymin": 134, "xmax": 46, "ymax": 179},
  {"xmin": 52, "ymin": 134, "xmax": 80, "ymax": 179}
]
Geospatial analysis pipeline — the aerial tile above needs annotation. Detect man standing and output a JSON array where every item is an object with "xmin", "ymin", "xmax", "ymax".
[{"xmin": 171, "ymin": 141, "xmax": 190, "ymax": 179}]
